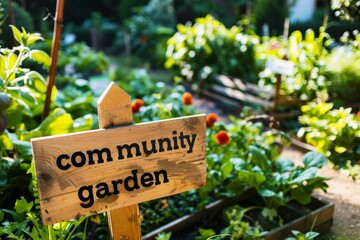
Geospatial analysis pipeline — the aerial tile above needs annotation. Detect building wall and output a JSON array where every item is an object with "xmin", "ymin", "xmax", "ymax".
[{"xmin": 289, "ymin": 0, "xmax": 316, "ymax": 23}]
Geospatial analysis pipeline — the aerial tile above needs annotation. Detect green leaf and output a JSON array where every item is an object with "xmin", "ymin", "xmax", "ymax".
[
  {"xmin": 237, "ymin": 170, "xmax": 266, "ymax": 188},
  {"xmin": 10, "ymin": 25, "xmax": 22, "ymax": 45},
  {"xmin": 261, "ymin": 207, "xmax": 277, "ymax": 221},
  {"xmin": 29, "ymin": 50, "xmax": 50, "ymax": 68},
  {"xmin": 290, "ymin": 167, "xmax": 318, "ymax": 184},
  {"xmin": 197, "ymin": 228, "xmax": 216, "ymax": 238},
  {"xmin": 275, "ymin": 158, "xmax": 294, "ymax": 173},
  {"xmin": 15, "ymin": 197, "xmax": 33, "ymax": 213},
  {"xmin": 0, "ymin": 211, "xmax": 4, "ymax": 222},
  {"xmin": 291, "ymin": 187, "xmax": 311, "ymax": 204},
  {"xmin": 334, "ymin": 146, "xmax": 347, "ymax": 153},
  {"xmin": 303, "ymin": 152, "xmax": 327, "ymax": 168},
  {"xmin": 249, "ymin": 145, "xmax": 271, "ymax": 172},
  {"xmin": 0, "ymin": 132, "xmax": 13, "ymax": 150},
  {"xmin": 220, "ymin": 161, "xmax": 233, "ymax": 180}
]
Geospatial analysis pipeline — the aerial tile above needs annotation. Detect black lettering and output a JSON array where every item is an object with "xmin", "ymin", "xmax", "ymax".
[
  {"xmin": 87, "ymin": 148, "xmax": 113, "ymax": 165},
  {"xmin": 154, "ymin": 169, "xmax": 169, "ymax": 185},
  {"xmin": 172, "ymin": 131, "xmax": 179, "ymax": 150},
  {"xmin": 111, "ymin": 179, "xmax": 123, "ymax": 194},
  {"xmin": 117, "ymin": 144, "xmax": 141, "ymax": 159},
  {"xmin": 95, "ymin": 182, "xmax": 112, "ymax": 199},
  {"xmin": 56, "ymin": 154, "xmax": 70, "ymax": 170},
  {"xmin": 124, "ymin": 170, "xmax": 140, "ymax": 191},
  {"xmin": 142, "ymin": 140, "xmax": 157, "ymax": 155},
  {"xmin": 78, "ymin": 185, "xmax": 94, "ymax": 208},
  {"xmin": 179, "ymin": 132, "xmax": 187, "ymax": 148},
  {"xmin": 140, "ymin": 172, "xmax": 154, "ymax": 187},
  {"xmin": 158, "ymin": 138, "xmax": 172, "ymax": 152},
  {"xmin": 71, "ymin": 151, "xmax": 86, "ymax": 168}
]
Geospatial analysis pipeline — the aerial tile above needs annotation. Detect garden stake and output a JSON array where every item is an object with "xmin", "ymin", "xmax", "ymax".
[
  {"xmin": 43, "ymin": 0, "xmax": 65, "ymax": 119},
  {"xmin": 97, "ymin": 83, "xmax": 141, "ymax": 239},
  {"xmin": 31, "ymin": 83, "xmax": 206, "ymax": 239}
]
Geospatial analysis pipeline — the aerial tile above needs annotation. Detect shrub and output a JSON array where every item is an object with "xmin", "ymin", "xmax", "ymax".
[
  {"xmin": 297, "ymin": 101, "xmax": 360, "ymax": 174},
  {"xmin": 324, "ymin": 31, "xmax": 360, "ymax": 105},
  {"xmin": 165, "ymin": 15, "xmax": 260, "ymax": 89},
  {"xmin": 123, "ymin": 0, "xmax": 176, "ymax": 66}
]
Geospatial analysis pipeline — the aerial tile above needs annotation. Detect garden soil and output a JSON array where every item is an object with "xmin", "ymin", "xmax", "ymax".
[{"xmin": 193, "ymin": 95, "xmax": 360, "ymax": 240}]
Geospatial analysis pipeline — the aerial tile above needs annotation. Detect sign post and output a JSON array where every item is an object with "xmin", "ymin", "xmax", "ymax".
[{"xmin": 31, "ymin": 83, "xmax": 206, "ymax": 239}]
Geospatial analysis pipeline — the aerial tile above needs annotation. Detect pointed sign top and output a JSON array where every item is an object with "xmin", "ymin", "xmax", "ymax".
[{"xmin": 97, "ymin": 82, "xmax": 133, "ymax": 128}]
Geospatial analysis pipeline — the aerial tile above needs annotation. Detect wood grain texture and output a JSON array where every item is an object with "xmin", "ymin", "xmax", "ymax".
[
  {"xmin": 31, "ymin": 110, "xmax": 206, "ymax": 225},
  {"xmin": 98, "ymin": 83, "xmax": 140, "ymax": 240}
]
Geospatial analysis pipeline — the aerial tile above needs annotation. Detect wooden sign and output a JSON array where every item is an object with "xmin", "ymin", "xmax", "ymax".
[
  {"xmin": 31, "ymin": 83, "xmax": 206, "ymax": 226},
  {"xmin": 265, "ymin": 59, "xmax": 294, "ymax": 76}
]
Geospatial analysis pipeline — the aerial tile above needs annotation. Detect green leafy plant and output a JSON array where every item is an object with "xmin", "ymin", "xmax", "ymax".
[
  {"xmin": 285, "ymin": 230, "xmax": 319, "ymax": 240},
  {"xmin": 0, "ymin": 26, "xmax": 96, "ymax": 239},
  {"xmin": 258, "ymin": 28, "xmax": 329, "ymax": 101},
  {"xmin": 57, "ymin": 42, "xmax": 110, "ymax": 79},
  {"xmin": 297, "ymin": 101, "xmax": 360, "ymax": 180},
  {"xmin": 124, "ymin": 0, "xmax": 176, "ymax": 66},
  {"xmin": 165, "ymin": 15, "xmax": 260, "ymax": 88},
  {"xmin": 324, "ymin": 31, "xmax": 360, "ymax": 105}
]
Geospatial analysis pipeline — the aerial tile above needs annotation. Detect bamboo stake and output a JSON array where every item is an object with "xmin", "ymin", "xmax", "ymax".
[{"xmin": 43, "ymin": 0, "xmax": 65, "ymax": 119}]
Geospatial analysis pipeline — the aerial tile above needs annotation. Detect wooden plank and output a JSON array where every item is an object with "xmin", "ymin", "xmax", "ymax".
[
  {"xmin": 210, "ymin": 85, "xmax": 274, "ymax": 109},
  {"xmin": 215, "ymin": 75, "xmax": 274, "ymax": 98},
  {"xmin": 31, "ymin": 114, "xmax": 206, "ymax": 225},
  {"xmin": 97, "ymin": 82, "xmax": 140, "ymax": 240}
]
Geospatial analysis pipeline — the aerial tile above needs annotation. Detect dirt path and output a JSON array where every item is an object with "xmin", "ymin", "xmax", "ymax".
[{"xmin": 193, "ymin": 95, "xmax": 360, "ymax": 239}]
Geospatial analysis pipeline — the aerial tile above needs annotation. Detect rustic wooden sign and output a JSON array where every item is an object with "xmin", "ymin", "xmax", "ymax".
[{"xmin": 31, "ymin": 83, "xmax": 206, "ymax": 227}]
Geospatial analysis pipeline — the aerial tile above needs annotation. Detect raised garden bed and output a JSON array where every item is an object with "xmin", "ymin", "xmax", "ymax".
[
  {"xmin": 142, "ymin": 188, "xmax": 334, "ymax": 239},
  {"xmin": 199, "ymin": 74, "xmax": 305, "ymax": 119}
]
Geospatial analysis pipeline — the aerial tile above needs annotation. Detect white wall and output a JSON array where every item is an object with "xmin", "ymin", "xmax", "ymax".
[{"xmin": 289, "ymin": 0, "xmax": 316, "ymax": 23}]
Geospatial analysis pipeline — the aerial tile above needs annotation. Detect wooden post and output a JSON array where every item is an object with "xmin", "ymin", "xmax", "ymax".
[
  {"xmin": 43, "ymin": 0, "xmax": 65, "ymax": 119},
  {"xmin": 97, "ymin": 82, "xmax": 141, "ymax": 239}
]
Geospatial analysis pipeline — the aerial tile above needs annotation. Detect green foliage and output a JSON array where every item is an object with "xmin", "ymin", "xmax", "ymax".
[
  {"xmin": 155, "ymin": 232, "xmax": 172, "ymax": 240},
  {"xmin": 331, "ymin": 0, "xmax": 360, "ymax": 22},
  {"xmin": 0, "ymin": 167, "xmax": 90, "ymax": 239},
  {"xmin": 258, "ymin": 28, "xmax": 329, "ymax": 100},
  {"xmin": 324, "ymin": 31, "xmax": 360, "ymax": 105},
  {"xmin": 165, "ymin": 15, "xmax": 260, "ymax": 88},
  {"xmin": 123, "ymin": 0, "xmax": 176, "ymax": 66},
  {"xmin": 0, "ymin": 26, "xmax": 96, "ymax": 239},
  {"xmin": 298, "ymin": 101, "xmax": 360, "ymax": 180},
  {"xmin": 252, "ymin": 0, "xmax": 289, "ymax": 36},
  {"xmin": 285, "ymin": 230, "xmax": 319, "ymax": 240},
  {"xmin": 0, "ymin": 0, "xmax": 34, "ymax": 48},
  {"xmin": 57, "ymin": 42, "xmax": 110, "ymax": 79},
  {"xmin": 110, "ymin": 68, "xmax": 160, "ymax": 99},
  {"xmin": 133, "ymin": 85, "xmax": 197, "ymax": 123}
]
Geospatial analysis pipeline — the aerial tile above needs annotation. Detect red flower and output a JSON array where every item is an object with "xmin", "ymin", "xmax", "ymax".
[
  {"xmin": 139, "ymin": 36, "xmax": 148, "ymax": 43},
  {"xmin": 270, "ymin": 42, "xmax": 281, "ymax": 50},
  {"xmin": 131, "ymin": 99, "xmax": 144, "ymax": 113},
  {"xmin": 182, "ymin": 92, "xmax": 193, "ymax": 105},
  {"xmin": 206, "ymin": 113, "xmax": 218, "ymax": 128},
  {"xmin": 216, "ymin": 130, "xmax": 230, "ymax": 146},
  {"xmin": 357, "ymin": 111, "xmax": 360, "ymax": 118}
]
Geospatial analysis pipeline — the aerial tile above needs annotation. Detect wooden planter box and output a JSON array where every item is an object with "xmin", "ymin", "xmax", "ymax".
[{"xmin": 142, "ymin": 188, "xmax": 334, "ymax": 240}]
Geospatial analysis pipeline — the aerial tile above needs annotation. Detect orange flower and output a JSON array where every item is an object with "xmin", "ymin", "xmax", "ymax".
[
  {"xmin": 131, "ymin": 99, "xmax": 144, "ymax": 113},
  {"xmin": 357, "ymin": 111, "xmax": 360, "ymax": 118},
  {"xmin": 182, "ymin": 92, "xmax": 193, "ymax": 105},
  {"xmin": 216, "ymin": 130, "xmax": 230, "ymax": 146},
  {"xmin": 206, "ymin": 113, "xmax": 218, "ymax": 128}
]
